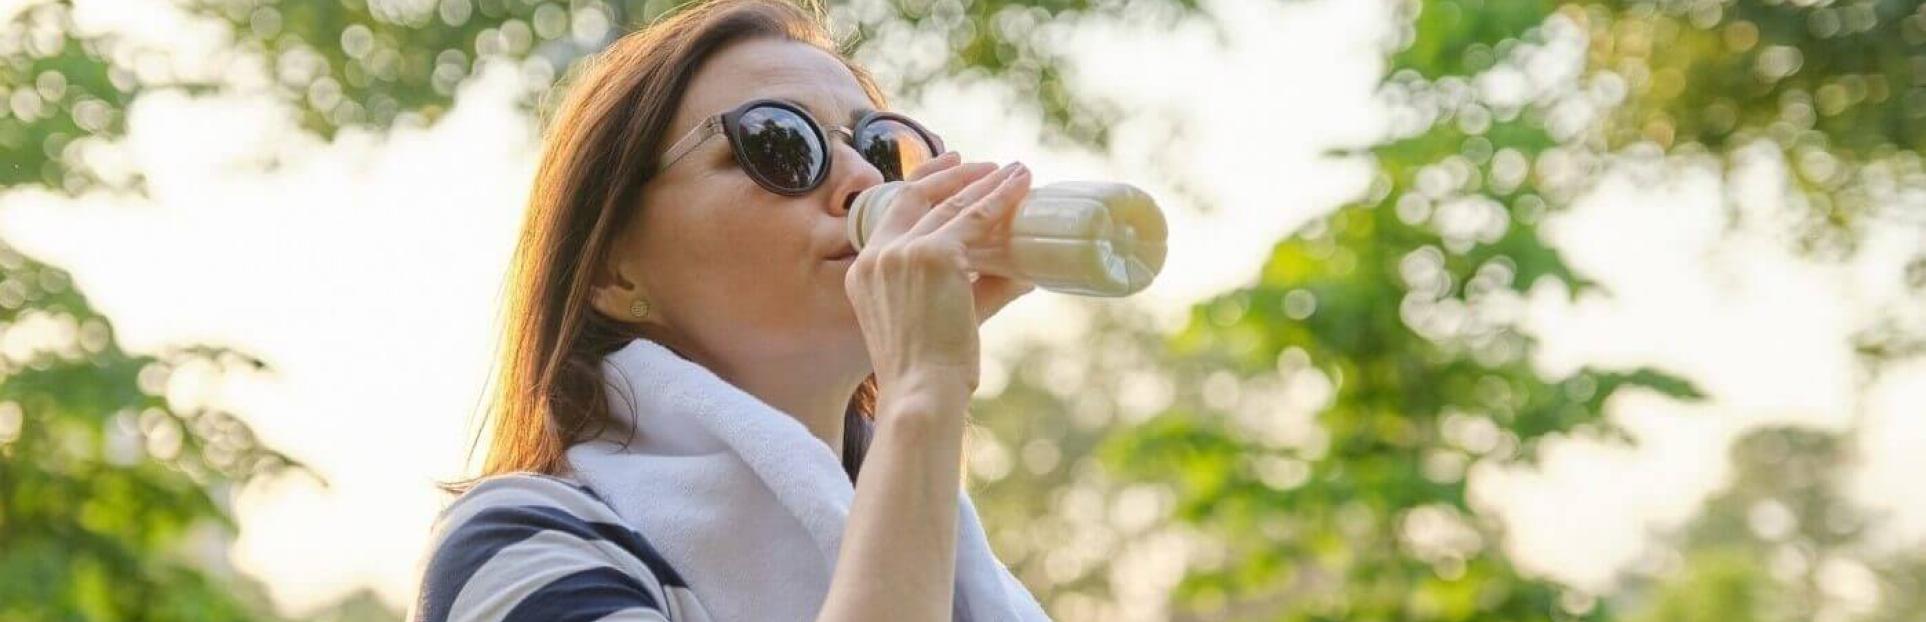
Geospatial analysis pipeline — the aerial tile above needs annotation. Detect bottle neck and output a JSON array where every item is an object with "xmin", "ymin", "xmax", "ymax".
[{"xmin": 848, "ymin": 181, "xmax": 908, "ymax": 251}]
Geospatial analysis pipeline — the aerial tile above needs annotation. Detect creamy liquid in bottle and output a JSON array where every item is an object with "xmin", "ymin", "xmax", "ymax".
[{"xmin": 847, "ymin": 180, "xmax": 1168, "ymax": 297}]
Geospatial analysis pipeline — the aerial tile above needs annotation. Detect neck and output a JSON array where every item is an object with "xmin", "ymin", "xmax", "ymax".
[
  {"xmin": 654, "ymin": 334, "xmax": 869, "ymax": 454},
  {"xmin": 724, "ymin": 357, "xmax": 867, "ymax": 454}
]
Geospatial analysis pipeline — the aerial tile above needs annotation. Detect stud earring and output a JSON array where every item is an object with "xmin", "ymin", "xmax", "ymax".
[{"xmin": 628, "ymin": 297, "xmax": 652, "ymax": 320}]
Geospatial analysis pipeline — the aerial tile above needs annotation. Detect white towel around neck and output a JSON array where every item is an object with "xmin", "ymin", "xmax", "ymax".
[{"xmin": 563, "ymin": 336, "xmax": 1051, "ymax": 622}]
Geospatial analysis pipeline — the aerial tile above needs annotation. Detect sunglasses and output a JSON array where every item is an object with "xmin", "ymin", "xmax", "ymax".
[{"xmin": 655, "ymin": 97, "xmax": 947, "ymax": 196}]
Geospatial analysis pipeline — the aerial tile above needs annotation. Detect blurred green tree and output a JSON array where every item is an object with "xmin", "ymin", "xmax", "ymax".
[
  {"xmin": 0, "ymin": 239, "xmax": 307, "ymax": 620},
  {"xmin": 1383, "ymin": 0, "xmax": 1926, "ymax": 354},
  {"xmin": 1616, "ymin": 426, "xmax": 1926, "ymax": 622},
  {"xmin": 962, "ymin": 0, "xmax": 1924, "ymax": 620},
  {"xmin": 969, "ymin": 141, "xmax": 1705, "ymax": 619}
]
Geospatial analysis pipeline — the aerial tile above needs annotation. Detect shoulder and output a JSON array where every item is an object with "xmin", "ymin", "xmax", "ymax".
[{"xmin": 410, "ymin": 473, "xmax": 689, "ymax": 622}]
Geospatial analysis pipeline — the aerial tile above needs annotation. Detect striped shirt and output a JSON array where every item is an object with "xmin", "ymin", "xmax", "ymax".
[{"xmin": 408, "ymin": 473, "xmax": 713, "ymax": 622}]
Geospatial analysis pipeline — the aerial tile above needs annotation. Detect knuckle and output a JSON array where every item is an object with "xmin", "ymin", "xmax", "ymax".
[
  {"xmin": 880, "ymin": 244, "xmax": 917, "ymax": 268},
  {"xmin": 905, "ymin": 241, "xmax": 955, "ymax": 268},
  {"xmin": 901, "ymin": 183, "xmax": 935, "ymax": 205}
]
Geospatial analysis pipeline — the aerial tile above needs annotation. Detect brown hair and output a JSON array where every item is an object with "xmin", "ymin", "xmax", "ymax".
[{"xmin": 443, "ymin": 0, "xmax": 889, "ymax": 494}]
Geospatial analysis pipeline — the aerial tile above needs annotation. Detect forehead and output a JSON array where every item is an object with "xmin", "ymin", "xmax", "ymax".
[{"xmin": 679, "ymin": 37, "xmax": 876, "ymax": 128}]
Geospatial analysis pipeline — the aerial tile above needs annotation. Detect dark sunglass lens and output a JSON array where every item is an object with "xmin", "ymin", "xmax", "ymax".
[
  {"xmin": 737, "ymin": 106, "xmax": 825, "ymax": 191},
  {"xmin": 855, "ymin": 118, "xmax": 937, "ymax": 181}
]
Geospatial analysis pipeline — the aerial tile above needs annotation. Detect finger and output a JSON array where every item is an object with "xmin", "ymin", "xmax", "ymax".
[
  {"xmin": 869, "ymin": 161, "xmax": 999, "ymax": 246},
  {"xmin": 934, "ymin": 162, "xmax": 1031, "ymax": 241},
  {"xmin": 907, "ymin": 162, "xmax": 1022, "ymax": 239},
  {"xmin": 971, "ymin": 273, "xmax": 1037, "ymax": 324},
  {"xmin": 905, "ymin": 151, "xmax": 961, "ymax": 182}
]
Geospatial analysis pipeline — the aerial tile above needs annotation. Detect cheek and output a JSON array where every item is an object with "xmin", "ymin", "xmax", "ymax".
[
  {"xmin": 640, "ymin": 185, "xmax": 826, "ymax": 311},
  {"xmin": 673, "ymin": 194, "xmax": 806, "ymax": 267},
  {"xmin": 644, "ymin": 182, "xmax": 769, "ymax": 260}
]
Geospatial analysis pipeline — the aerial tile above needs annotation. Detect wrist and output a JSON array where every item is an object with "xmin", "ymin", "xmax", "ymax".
[
  {"xmin": 875, "ymin": 370, "xmax": 972, "ymax": 423},
  {"xmin": 879, "ymin": 364, "xmax": 974, "ymax": 400}
]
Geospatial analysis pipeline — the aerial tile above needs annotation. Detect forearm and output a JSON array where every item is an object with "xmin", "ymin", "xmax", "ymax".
[{"xmin": 817, "ymin": 377, "xmax": 969, "ymax": 622}]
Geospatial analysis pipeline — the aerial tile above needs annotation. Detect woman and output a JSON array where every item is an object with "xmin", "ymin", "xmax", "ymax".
[{"xmin": 405, "ymin": 0, "xmax": 1048, "ymax": 620}]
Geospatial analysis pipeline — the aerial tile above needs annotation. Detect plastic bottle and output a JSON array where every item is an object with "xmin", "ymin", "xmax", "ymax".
[{"xmin": 847, "ymin": 179, "xmax": 1167, "ymax": 297}]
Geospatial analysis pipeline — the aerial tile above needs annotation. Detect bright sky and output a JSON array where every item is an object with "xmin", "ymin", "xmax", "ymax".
[{"xmin": 2, "ymin": 0, "xmax": 1921, "ymax": 615}]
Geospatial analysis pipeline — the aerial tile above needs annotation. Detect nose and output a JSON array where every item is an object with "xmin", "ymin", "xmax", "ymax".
[{"xmin": 825, "ymin": 135, "xmax": 885, "ymax": 218}]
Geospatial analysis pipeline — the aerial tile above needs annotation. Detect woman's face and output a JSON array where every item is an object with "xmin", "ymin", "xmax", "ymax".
[{"xmin": 596, "ymin": 37, "xmax": 891, "ymax": 369}]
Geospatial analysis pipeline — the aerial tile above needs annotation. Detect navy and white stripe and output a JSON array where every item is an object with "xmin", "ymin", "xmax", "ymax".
[{"xmin": 409, "ymin": 473, "xmax": 712, "ymax": 622}]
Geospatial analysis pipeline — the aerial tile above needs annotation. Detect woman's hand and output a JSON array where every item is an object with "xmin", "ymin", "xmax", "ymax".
[
  {"xmin": 901, "ymin": 154, "xmax": 1037, "ymax": 327},
  {"xmin": 842, "ymin": 151, "xmax": 1035, "ymax": 402}
]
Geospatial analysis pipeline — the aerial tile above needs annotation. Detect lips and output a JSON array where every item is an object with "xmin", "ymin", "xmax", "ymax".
[{"xmin": 826, "ymin": 243, "xmax": 857, "ymax": 260}]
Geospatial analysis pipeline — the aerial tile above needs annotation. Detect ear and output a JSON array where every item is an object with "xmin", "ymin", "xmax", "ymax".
[{"xmin": 588, "ymin": 245, "xmax": 645, "ymax": 322}]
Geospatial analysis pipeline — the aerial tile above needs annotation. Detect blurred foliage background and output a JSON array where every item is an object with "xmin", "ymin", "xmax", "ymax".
[{"xmin": 2, "ymin": 0, "xmax": 1923, "ymax": 620}]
